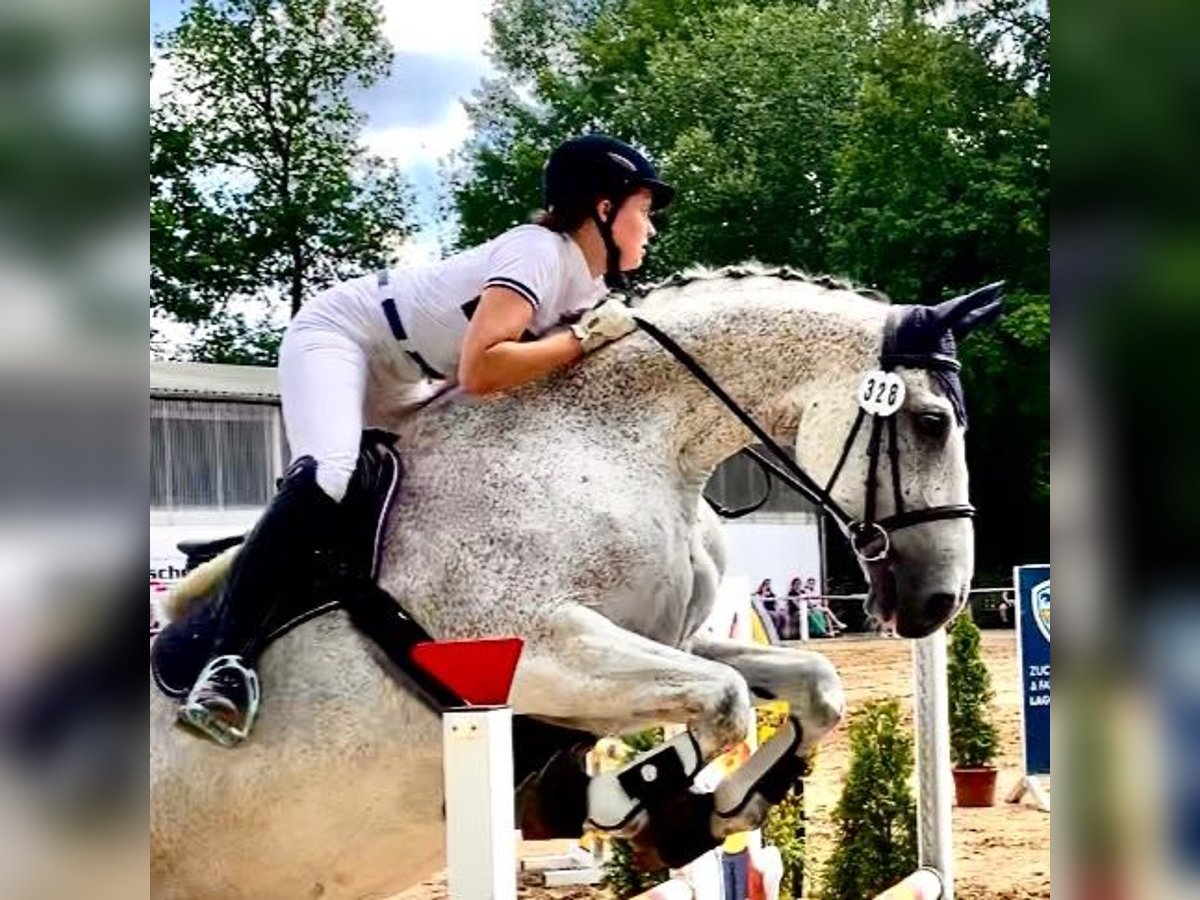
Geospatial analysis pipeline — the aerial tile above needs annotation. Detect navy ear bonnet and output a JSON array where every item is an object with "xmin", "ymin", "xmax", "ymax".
[{"xmin": 882, "ymin": 282, "xmax": 1005, "ymax": 427}]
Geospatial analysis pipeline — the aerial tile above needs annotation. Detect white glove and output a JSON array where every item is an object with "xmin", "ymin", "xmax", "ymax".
[{"xmin": 571, "ymin": 299, "xmax": 638, "ymax": 354}]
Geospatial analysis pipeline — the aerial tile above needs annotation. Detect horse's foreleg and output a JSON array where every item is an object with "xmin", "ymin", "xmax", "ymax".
[
  {"xmin": 686, "ymin": 635, "xmax": 844, "ymax": 730},
  {"xmin": 685, "ymin": 634, "xmax": 845, "ymax": 835},
  {"xmin": 514, "ymin": 604, "xmax": 753, "ymax": 757},
  {"xmin": 510, "ymin": 603, "xmax": 753, "ymax": 866}
]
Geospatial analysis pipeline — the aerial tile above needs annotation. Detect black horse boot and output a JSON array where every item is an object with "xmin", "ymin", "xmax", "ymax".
[{"xmin": 178, "ymin": 457, "xmax": 341, "ymax": 747}]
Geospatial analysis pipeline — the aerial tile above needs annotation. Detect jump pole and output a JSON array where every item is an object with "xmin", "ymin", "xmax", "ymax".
[
  {"xmin": 412, "ymin": 638, "xmax": 526, "ymax": 900},
  {"xmin": 870, "ymin": 630, "xmax": 954, "ymax": 900},
  {"xmin": 873, "ymin": 867, "xmax": 944, "ymax": 899},
  {"xmin": 911, "ymin": 629, "xmax": 954, "ymax": 899}
]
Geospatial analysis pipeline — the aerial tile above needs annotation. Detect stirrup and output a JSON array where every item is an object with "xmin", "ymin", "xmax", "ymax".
[{"xmin": 178, "ymin": 655, "xmax": 261, "ymax": 749}]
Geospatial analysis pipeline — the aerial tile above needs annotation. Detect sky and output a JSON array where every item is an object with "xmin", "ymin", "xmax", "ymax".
[{"xmin": 150, "ymin": 0, "xmax": 498, "ymax": 264}]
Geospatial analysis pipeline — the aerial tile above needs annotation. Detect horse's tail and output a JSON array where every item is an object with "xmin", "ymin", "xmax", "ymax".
[{"xmin": 161, "ymin": 546, "xmax": 239, "ymax": 622}]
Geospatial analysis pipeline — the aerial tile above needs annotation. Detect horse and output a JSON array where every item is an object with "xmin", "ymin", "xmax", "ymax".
[{"xmin": 150, "ymin": 265, "xmax": 1001, "ymax": 899}]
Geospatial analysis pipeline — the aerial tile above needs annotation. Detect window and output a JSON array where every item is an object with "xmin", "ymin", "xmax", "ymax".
[{"xmin": 151, "ymin": 399, "xmax": 283, "ymax": 509}]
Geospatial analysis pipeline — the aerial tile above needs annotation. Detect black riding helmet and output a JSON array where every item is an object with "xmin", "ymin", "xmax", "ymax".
[{"xmin": 542, "ymin": 134, "xmax": 675, "ymax": 287}]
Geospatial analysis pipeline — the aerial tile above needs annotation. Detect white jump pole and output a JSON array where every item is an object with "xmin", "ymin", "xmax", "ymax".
[
  {"xmin": 443, "ymin": 705, "xmax": 518, "ymax": 900},
  {"xmin": 874, "ymin": 867, "xmax": 943, "ymax": 899},
  {"xmin": 912, "ymin": 630, "xmax": 954, "ymax": 900}
]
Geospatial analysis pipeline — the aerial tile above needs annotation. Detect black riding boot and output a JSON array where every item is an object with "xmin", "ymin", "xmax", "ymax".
[{"xmin": 178, "ymin": 457, "xmax": 341, "ymax": 747}]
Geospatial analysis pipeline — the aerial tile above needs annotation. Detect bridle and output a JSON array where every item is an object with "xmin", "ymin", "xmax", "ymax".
[{"xmin": 633, "ymin": 308, "xmax": 975, "ymax": 565}]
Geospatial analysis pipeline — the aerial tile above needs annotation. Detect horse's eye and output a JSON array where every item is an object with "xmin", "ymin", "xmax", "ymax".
[{"xmin": 915, "ymin": 412, "xmax": 950, "ymax": 438}]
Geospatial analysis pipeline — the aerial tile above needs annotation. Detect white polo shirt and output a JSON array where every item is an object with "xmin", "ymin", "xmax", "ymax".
[{"xmin": 298, "ymin": 225, "xmax": 608, "ymax": 381}]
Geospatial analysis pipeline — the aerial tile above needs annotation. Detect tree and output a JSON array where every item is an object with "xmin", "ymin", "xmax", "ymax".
[
  {"xmin": 826, "ymin": 20, "xmax": 1048, "ymax": 300},
  {"xmin": 448, "ymin": 0, "xmax": 874, "ymax": 273},
  {"xmin": 959, "ymin": 291, "xmax": 1049, "ymax": 582},
  {"xmin": 152, "ymin": 0, "xmax": 413, "ymax": 362}
]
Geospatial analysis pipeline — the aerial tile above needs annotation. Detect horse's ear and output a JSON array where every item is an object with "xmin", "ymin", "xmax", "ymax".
[
  {"xmin": 951, "ymin": 296, "xmax": 1004, "ymax": 338},
  {"xmin": 930, "ymin": 282, "xmax": 1005, "ymax": 337}
]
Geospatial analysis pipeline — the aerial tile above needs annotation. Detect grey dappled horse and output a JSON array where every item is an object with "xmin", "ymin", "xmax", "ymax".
[{"xmin": 150, "ymin": 266, "xmax": 1000, "ymax": 898}]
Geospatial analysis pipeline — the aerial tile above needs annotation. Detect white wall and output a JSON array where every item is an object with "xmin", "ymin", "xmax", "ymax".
[
  {"xmin": 719, "ymin": 517, "xmax": 822, "ymax": 597},
  {"xmin": 150, "ymin": 508, "xmax": 263, "ymax": 583}
]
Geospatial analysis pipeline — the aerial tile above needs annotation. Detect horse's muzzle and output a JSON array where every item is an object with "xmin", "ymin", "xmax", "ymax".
[{"xmin": 894, "ymin": 591, "xmax": 960, "ymax": 638}]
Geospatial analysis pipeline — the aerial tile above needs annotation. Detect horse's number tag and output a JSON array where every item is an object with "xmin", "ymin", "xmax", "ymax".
[{"xmin": 858, "ymin": 371, "xmax": 905, "ymax": 416}]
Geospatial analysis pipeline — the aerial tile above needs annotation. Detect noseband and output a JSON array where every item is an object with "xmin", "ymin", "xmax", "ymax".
[{"xmin": 634, "ymin": 308, "xmax": 975, "ymax": 564}]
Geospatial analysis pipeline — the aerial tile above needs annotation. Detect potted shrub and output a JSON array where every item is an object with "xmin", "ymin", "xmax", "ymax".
[{"xmin": 947, "ymin": 611, "xmax": 1000, "ymax": 806}]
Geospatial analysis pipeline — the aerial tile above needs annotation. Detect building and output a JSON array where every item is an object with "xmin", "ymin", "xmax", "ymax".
[{"xmin": 150, "ymin": 361, "xmax": 284, "ymax": 581}]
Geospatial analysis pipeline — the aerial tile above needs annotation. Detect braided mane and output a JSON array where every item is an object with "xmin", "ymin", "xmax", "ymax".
[{"xmin": 632, "ymin": 262, "xmax": 891, "ymax": 304}]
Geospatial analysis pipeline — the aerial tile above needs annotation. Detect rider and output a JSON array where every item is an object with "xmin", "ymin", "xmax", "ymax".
[{"xmin": 179, "ymin": 134, "xmax": 675, "ymax": 747}]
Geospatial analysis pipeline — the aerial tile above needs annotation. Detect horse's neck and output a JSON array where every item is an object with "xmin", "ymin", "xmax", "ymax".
[{"xmin": 593, "ymin": 279, "xmax": 887, "ymax": 480}]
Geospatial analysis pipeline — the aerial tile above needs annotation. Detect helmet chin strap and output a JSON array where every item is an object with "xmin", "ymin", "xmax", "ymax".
[{"xmin": 590, "ymin": 206, "xmax": 628, "ymax": 291}]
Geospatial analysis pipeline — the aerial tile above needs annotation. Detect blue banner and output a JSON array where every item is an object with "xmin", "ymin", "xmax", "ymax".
[{"xmin": 1013, "ymin": 564, "xmax": 1050, "ymax": 775}]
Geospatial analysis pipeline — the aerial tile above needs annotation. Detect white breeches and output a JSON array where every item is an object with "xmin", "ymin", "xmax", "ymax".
[{"xmin": 278, "ymin": 285, "xmax": 428, "ymax": 502}]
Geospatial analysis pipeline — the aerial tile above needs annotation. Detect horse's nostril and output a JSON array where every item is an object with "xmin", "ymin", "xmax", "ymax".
[
  {"xmin": 897, "ymin": 592, "xmax": 960, "ymax": 638},
  {"xmin": 929, "ymin": 592, "xmax": 957, "ymax": 623}
]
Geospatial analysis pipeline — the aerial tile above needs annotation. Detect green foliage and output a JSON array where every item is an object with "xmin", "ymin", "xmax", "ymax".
[
  {"xmin": 827, "ymin": 20, "xmax": 1048, "ymax": 300},
  {"xmin": 622, "ymin": 726, "xmax": 666, "ymax": 753},
  {"xmin": 152, "ymin": 0, "xmax": 413, "ymax": 363},
  {"xmin": 602, "ymin": 838, "xmax": 670, "ymax": 898},
  {"xmin": 820, "ymin": 699, "xmax": 917, "ymax": 900},
  {"xmin": 947, "ymin": 612, "xmax": 999, "ymax": 768},
  {"xmin": 762, "ymin": 784, "xmax": 807, "ymax": 899},
  {"xmin": 959, "ymin": 291, "xmax": 1049, "ymax": 582},
  {"xmin": 187, "ymin": 310, "xmax": 284, "ymax": 366}
]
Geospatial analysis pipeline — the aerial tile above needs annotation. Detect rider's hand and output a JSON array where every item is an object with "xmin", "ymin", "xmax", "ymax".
[{"xmin": 571, "ymin": 299, "xmax": 638, "ymax": 353}]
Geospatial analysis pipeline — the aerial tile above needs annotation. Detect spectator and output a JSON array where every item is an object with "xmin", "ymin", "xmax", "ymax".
[
  {"xmin": 997, "ymin": 590, "xmax": 1015, "ymax": 627},
  {"xmin": 810, "ymin": 594, "xmax": 847, "ymax": 636},
  {"xmin": 807, "ymin": 605, "xmax": 832, "ymax": 638},
  {"xmin": 783, "ymin": 578, "xmax": 806, "ymax": 640},
  {"xmin": 755, "ymin": 579, "xmax": 790, "ymax": 638}
]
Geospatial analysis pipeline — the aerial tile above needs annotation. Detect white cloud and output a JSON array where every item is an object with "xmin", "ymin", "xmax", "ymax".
[
  {"xmin": 380, "ymin": 0, "xmax": 494, "ymax": 60},
  {"xmin": 360, "ymin": 100, "xmax": 471, "ymax": 170},
  {"xmin": 390, "ymin": 226, "xmax": 451, "ymax": 265}
]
